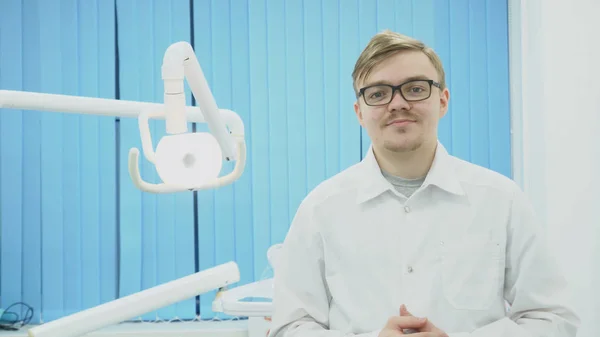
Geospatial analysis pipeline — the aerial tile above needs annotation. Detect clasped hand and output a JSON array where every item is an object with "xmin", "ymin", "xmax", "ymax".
[{"xmin": 378, "ymin": 304, "xmax": 449, "ymax": 337}]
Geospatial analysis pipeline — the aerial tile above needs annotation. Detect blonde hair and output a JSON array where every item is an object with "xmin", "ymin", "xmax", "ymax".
[{"xmin": 352, "ymin": 30, "xmax": 446, "ymax": 95}]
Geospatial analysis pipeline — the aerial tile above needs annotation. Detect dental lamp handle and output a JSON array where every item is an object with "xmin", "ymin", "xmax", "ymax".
[{"xmin": 128, "ymin": 135, "xmax": 247, "ymax": 193}]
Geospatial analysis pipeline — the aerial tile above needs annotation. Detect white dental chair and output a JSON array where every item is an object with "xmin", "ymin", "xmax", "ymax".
[{"xmin": 212, "ymin": 244, "xmax": 283, "ymax": 337}]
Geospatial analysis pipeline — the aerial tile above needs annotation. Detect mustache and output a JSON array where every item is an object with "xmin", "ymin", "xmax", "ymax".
[{"xmin": 384, "ymin": 114, "xmax": 419, "ymax": 125}]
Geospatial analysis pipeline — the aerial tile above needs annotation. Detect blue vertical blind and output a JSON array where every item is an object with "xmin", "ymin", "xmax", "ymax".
[
  {"xmin": 0, "ymin": 0, "xmax": 118, "ymax": 323},
  {"xmin": 0, "ymin": 0, "xmax": 511, "ymax": 323}
]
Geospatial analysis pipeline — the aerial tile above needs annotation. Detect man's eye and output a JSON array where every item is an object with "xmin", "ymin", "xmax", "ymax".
[{"xmin": 370, "ymin": 91, "xmax": 386, "ymax": 99}]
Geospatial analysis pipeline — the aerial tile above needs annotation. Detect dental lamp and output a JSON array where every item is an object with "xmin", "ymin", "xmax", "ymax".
[
  {"xmin": 0, "ymin": 41, "xmax": 246, "ymax": 193},
  {"xmin": 0, "ymin": 41, "xmax": 247, "ymax": 337}
]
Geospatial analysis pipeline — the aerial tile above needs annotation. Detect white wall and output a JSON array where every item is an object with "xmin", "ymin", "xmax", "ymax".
[{"xmin": 510, "ymin": 0, "xmax": 600, "ymax": 336}]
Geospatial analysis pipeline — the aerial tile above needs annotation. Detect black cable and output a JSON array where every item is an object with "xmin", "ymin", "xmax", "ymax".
[{"xmin": 0, "ymin": 302, "xmax": 34, "ymax": 331}]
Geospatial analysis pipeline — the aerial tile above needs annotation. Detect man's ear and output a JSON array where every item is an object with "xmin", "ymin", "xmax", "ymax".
[
  {"xmin": 354, "ymin": 100, "xmax": 365, "ymax": 127},
  {"xmin": 439, "ymin": 88, "xmax": 450, "ymax": 118}
]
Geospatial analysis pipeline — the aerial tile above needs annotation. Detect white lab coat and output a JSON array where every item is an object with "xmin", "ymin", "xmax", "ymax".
[{"xmin": 269, "ymin": 143, "xmax": 580, "ymax": 337}]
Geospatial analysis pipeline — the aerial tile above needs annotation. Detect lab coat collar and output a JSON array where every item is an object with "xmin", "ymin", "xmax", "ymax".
[
  {"xmin": 423, "ymin": 142, "xmax": 465, "ymax": 196},
  {"xmin": 355, "ymin": 141, "xmax": 465, "ymax": 204}
]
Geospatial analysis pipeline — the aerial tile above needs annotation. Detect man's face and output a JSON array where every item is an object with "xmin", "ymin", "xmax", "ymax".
[{"xmin": 353, "ymin": 51, "xmax": 449, "ymax": 154}]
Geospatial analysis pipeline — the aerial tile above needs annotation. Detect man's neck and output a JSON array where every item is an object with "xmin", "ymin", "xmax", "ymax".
[{"xmin": 373, "ymin": 140, "xmax": 438, "ymax": 179}]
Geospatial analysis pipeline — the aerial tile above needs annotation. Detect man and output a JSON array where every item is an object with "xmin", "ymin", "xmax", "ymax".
[{"xmin": 268, "ymin": 30, "xmax": 580, "ymax": 337}]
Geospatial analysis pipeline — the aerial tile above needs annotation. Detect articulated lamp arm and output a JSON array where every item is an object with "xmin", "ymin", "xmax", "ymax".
[{"xmin": 161, "ymin": 41, "xmax": 238, "ymax": 160}]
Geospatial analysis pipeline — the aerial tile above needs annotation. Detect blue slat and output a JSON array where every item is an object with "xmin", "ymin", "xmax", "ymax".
[
  {"xmin": 0, "ymin": 0, "xmax": 24, "ymax": 314},
  {"xmin": 469, "ymin": 0, "xmax": 490, "ymax": 168},
  {"xmin": 304, "ymin": 0, "xmax": 327, "ymax": 192},
  {"xmin": 60, "ymin": 0, "xmax": 83, "ymax": 317},
  {"xmin": 285, "ymin": 0, "xmax": 307, "ymax": 227},
  {"xmin": 395, "ymin": 0, "xmax": 413, "ymax": 36},
  {"xmin": 39, "ymin": 0, "xmax": 66, "ymax": 322},
  {"xmin": 377, "ymin": 0, "xmax": 396, "ymax": 31},
  {"xmin": 230, "ymin": 0, "xmax": 255, "ymax": 298},
  {"xmin": 339, "ymin": 1, "xmax": 362, "ymax": 168},
  {"xmin": 449, "ymin": 0, "xmax": 471, "ymax": 160},
  {"xmin": 322, "ymin": 0, "xmax": 342, "ymax": 178},
  {"xmin": 83, "ymin": 0, "xmax": 118, "ymax": 310},
  {"xmin": 115, "ymin": 0, "xmax": 144, "ymax": 311},
  {"xmin": 434, "ymin": 0, "xmax": 452, "ymax": 149},
  {"xmin": 266, "ymin": 0, "xmax": 290, "ymax": 247},
  {"xmin": 21, "ymin": 0, "xmax": 43, "ymax": 323},
  {"xmin": 247, "ymin": 0, "xmax": 271, "ymax": 284},
  {"xmin": 487, "ymin": 0, "xmax": 511, "ymax": 177},
  {"xmin": 192, "ymin": 0, "xmax": 218, "ymax": 318},
  {"xmin": 412, "ymin": 0, "xmax": 435, "ymax": 47},
  {"xmin": 38, "ymin": 1, "xmax": 65, "ymax": 321},
  {"xmin": 78, "ymin": 0, "xmax": 103, "ymax": 313}
]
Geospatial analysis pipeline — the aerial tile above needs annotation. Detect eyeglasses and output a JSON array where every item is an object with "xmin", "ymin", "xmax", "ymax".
[
  {"xmin": 0, "ymin": 302, "xmax": 33, "ymax": 331},
  {"xmin": 358, "ymin": 79, "xmax": 441, "ymax": 106}
]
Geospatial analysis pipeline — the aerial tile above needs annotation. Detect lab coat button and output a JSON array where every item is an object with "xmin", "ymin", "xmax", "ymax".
[
  {"xmin": 404, "ymin": 206, "xmax": 411, "ymax": 213},
  {"xmin": 407, "ymin": 266, "xmax": 413, "ymax": 273}
]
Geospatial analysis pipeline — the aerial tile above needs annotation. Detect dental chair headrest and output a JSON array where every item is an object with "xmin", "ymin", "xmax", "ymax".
[{"xmin": 267, "ymin": 244, "xmax": 283, "ymax": 272}]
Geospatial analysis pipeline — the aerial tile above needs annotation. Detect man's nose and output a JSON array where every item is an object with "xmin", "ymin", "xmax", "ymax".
[{"xmin": 388, "ymin": 89, "xmax": 411, "ymax": 110}]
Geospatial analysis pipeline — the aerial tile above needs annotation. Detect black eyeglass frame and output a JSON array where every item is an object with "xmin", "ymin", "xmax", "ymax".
[{"xmin": 358, "ymin": 79, "xmax": 442, "ymax": 106}]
